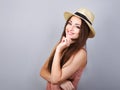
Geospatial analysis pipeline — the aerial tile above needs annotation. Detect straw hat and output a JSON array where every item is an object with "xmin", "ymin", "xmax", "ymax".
[{"xmin": 64, "ymin": 8, "xmax": 95, "ymax": 38}]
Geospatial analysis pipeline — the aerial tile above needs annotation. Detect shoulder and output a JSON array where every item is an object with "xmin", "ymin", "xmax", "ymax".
[
  {"xmin": 73, "ymin": 48, "xmax": 87, "ymax": 68},
  {"xmin": 74, "ymin": 48, "xmax": 87, "ymax": 58}
]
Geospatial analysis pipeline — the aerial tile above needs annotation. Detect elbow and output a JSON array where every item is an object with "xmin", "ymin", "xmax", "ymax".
[
  {"xmin": 40, "ymin": 70, "xmax": 45, "ymax": 78},
  {"xmin": 40, "ymin": 71, "xmax": 42, "ymax": 77},
  {"xmin": 40, "ymin": 69, "xmax": 44, "ymax": 77},
  {"xmin": 40, "ymin": 70, "xmax": 47, "ymax": 81},
  {"xmin": 40, "ymin": 66, "xmax": 46, "ymax": 77},
  {"xmin": 40, "ymin": 72, "xmax": 42, "ymax": 78}
]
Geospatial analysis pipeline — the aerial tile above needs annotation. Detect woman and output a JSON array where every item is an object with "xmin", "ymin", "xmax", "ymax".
[{"xmin": 40, "ymin": 8, "xmax": 95, "ymax": 90}]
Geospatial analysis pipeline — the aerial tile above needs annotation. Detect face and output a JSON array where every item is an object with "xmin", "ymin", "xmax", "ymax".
[{"xmin": 65, "ymin": 16, "xmax": 82, "ymax": 39}]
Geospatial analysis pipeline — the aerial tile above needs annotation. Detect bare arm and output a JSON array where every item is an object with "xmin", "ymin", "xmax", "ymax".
[
  {"xmin": 40, "ymin": 43, "xmax": 58, "ymax": 82},
  {"xmin": 51, "ymin": 37, "xmax": 87, "ymax": 84},
  {"xmin": 40, "ymin": 59, "xmax": 51, "ymax": 82},
  {"xmin": 51, "ymin": 48, "xmax": 86, "ymax": 84},
  {"xmin": 40, "ymin": 58, "xmax": 75, "ymax": 90}
]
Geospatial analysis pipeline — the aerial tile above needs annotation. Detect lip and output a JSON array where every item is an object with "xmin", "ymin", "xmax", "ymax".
[{"xmin": 67, "ymin": 31, "xmax": 74, "ymax": 35}]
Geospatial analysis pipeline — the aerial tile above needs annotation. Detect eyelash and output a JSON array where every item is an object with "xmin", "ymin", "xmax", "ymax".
[
  {"xmin": 76, "ymin": 26, "xmax": 80, "ymax": 29},
  {"xmin": 67, "ymin": 22, "xmax": 80, "ymax": 29}
]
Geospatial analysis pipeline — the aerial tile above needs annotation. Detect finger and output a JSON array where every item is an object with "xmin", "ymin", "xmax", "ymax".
[
  {"xmin": 66, "ymin": 38, "xmax": 71, "ymax": 46},
  {"xmin": 63, "ymin": 82, "xmax": 70, "ymax": 90},
  {"xmin": 66, "ymin": 37, "xmax": 72, "ymax": 44},
  {"xmin": 63, "ymin": 82, "xmax": 69, "ymax": 90},
  {"xmin": 67, "ymin": 81, "xmax": 75, "ymax": 90},
  {"xmin": 69, "ymin": 82, "xmax": 75, "ymax": 90},
  {"xmin": 62, "ymin": 36, "xmax": 66, "ymax": 42},
  {"xmin": 64, "ymin": 84, "xmax": 69, "ymax": 90},
  {"xmin": 60, "ymin": 82, "xmax": 68, "ymax": 90}
]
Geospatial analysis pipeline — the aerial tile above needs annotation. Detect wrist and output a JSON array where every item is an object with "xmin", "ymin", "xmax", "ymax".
[
  {"xmin": 56, "ymin": 46, "xmax": 62, "ymax": 53},
  {"xmin": 55, "ymin": 48, "xmax": 62, "ymax": 55}
]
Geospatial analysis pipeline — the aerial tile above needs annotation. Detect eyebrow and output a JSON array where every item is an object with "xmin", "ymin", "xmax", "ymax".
[{"xmin": 68, "ymin": 20, "xmax": 81, "ymax": 26}]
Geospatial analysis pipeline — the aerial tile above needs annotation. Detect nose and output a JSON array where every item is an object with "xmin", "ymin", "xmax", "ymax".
[{"xmin": 69, "ymin": 25, "xmax": 74, "ymax": 31}]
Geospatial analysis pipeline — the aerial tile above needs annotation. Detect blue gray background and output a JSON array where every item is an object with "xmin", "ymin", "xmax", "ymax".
[{"xmin": 0, "ymin": 0, "xmax": 120, "ymax": 90}]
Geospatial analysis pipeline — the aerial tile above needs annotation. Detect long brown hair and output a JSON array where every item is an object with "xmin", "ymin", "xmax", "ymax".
[{"xmin": 47, "ymin": 16, "xmax": 90, "ymax": 72}]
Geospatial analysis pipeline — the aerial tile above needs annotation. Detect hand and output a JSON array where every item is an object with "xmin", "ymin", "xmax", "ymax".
[
  {"xmin": 60, "ymin": 80, "xmax": 75, "ymax": 90},
  {"xmin": 56, "ymin": 36, "xmax": 72, "ymax": 52}
]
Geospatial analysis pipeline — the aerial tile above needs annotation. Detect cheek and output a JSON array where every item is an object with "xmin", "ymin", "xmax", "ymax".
[
  {"xmin": 75, "ymin": 29, "xmax": 80, "ymax": 34},
  {"xmin": 65, "ymin": 25, "xmax": 69, "ymax": 30},
  {"xmin": 75, "ymin": 30, "xmax": 80, "ymax": 37},
  {"xmin": 76, "ymin": 33, "xmax": 79, "ymax": 38},
  {"xmin": 65, "ymin": 26, "xmax": 70, "ymax": 33}
]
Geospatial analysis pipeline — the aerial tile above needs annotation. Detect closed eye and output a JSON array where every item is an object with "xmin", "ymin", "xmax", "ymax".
[{"xmin": 76, "ymin": 26, "xmax": 80, "ymax": 29}]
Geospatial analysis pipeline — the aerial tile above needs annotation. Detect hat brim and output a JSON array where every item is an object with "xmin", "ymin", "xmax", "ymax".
[{"xmin": 64, "ymin": 12, "xmax": 95, "ymax": 38}]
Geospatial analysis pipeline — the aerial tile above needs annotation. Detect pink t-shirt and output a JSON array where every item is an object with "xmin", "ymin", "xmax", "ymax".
[{"xmin": 46, "ymin": 68, "xmax": 84, "ymax": 90}]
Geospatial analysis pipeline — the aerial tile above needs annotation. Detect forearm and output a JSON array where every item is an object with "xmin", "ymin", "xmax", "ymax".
[
  {"xmin": 51, "ymin": 49, "xmax": 62, "ymax": 84},
  {"xmin": 40, "ymin": 59, "xmax": 51, "ymax": 82}
]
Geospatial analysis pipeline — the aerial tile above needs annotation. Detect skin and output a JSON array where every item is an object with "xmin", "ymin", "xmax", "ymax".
[
  {"xmin": 40, "ymin": 16, "xmax": 87, "ymax": 90},
  {"xmin": 65, "ymin": 16, "xmax": 81, "ymax": 40}
]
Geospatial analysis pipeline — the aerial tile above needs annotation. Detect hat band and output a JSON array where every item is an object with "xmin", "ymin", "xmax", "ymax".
[{"xmin": 75, "ymin": 12, "xmax": 92, "ymax": 25}]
